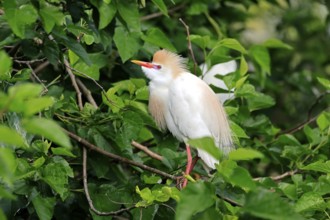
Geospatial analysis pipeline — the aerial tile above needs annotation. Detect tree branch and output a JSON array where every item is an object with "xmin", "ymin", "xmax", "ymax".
[
  {"xmin": 34, "ymin": 60, "xmax": 50, "ymax": 74},
  {"xmin": 254, "ymin": 169, "xmax": 298, "ymax": 182},
  {"xmin": 179, "ymin": 18, "xmax": 198, "ymax": 75},
  {"xmin": 66, "ymin": 129, "xmax": 178, "ymax": 181},
  {"xmin": 26, "ymin": 63, "xmax": 48, "ymax": 94},
  {"xmin": 140, "ymin": 4, "xmax": 185, "ymax": 21},
  {"xmin": 76, "ymin": 78, "xmax": 98, "ymax": 108},
  {"xmin": 62, "ymin": 62, "xmax": 116, "ymax": 107},
  {"xmin": 64, "ymin": 58, "xmax": 83, "ymax": 111},
  {"xmin": 277, "ymin": 91, "xmax": 330, "ymax": 137},
  {"xmin": 131, "ymin": 140, "xmax": 163, "ymax": 161},
  {"xmin": 82, "ymin": 147, "xmax": 135, "ymax": 216}
]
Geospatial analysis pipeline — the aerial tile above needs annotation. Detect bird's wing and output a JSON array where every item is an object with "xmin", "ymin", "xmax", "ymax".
[{"xmin": 168, "ymin": 73, "xmax": 233, "ymax": 153}]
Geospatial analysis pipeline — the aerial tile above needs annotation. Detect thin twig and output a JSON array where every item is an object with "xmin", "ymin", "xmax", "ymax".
[
  {"xmin": 179, "ymin": 18, "xmax": 197, "ymax": 75},
  {"xmin": 307, "ymin": 91, "xmax": 330, "ymax": 119},
  {"xmin": 83, "ymin": 147, "xmax": 135, "ymax": 216},
  {"xmin": 64, "ymin": 58, "xmax": 83, "ymax": 111},
  {"xmin": 63, "ymin": 62, "xmax": 116, "ymax": 106},
  {"xmin": 218, "ymin": 195, "xmax": 242, "ymax": 207},
  {"xmin": 141, "ymin": 4, "xmax": 185, "ymax": 21},
  {"xmin": 131, "ymin": 140, "xmax": 163, "ymax": 161},
  {"xmin": 66, "ymin": 129, "xmax": 178, "ymax": 180},
  {"xmin": 76, "ymin": 78, "xmax": 98, "ymax": 108},
  {"xmin": 253, "ymin": 169, "xmax": 298, "ymax": 182},
  {"xmin": 14, "ymin": 58, "xmax": 47, "ymax": 64},
  {"xmin": 34, "ymin": 60, "xmax": 50, "ymax": 74},
  {"xmin": 280, "ymin": 115, "xmax": 319, "ymax": 136},
  {"xmin": 277, "ymin": 92, "xmax": 330, "ymax": 137},
  {"xmin": 26, "ymin": 63, "xmax": 49, "ymax": 94}
]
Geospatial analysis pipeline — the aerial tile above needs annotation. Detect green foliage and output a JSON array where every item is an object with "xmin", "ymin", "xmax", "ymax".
[{"xmin": 0, "ymin": 0, "xmax": 329, "ymax": 219}]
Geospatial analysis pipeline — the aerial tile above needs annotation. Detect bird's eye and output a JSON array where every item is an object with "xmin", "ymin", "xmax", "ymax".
[{"xmin": 153, "ymin": 64, "xmax": 162, "ymax": 70}]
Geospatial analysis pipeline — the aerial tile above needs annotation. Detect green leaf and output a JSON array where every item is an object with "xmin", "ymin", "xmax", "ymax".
[
  {"xmin": 0, "ymin": 185, "xmax": 16, "ymax": 200},
  {"xmin": 68, "ymin": 50, "xmax": 107, "ymax": 80},
  {"xmin": 188, "ymin": 137, "xmax": 222, "ymax": 160},
  {"xmin": 263, "ymin": 38, "xmax": 293, "ymax": 50},
  {"xmin": 136, "ymin": 186, "xmax": 154, "ymax": 207},
  {"xmin": 225, "ymin": 106, "xmax": 238, "ymax": 116},
  {"xmin": 247, "ymin": 93, "xmax": 275, "ymax": 111},
  {"xmin": 10, "ymin": 68, "xmax": 31, "ymax": 82},
  {"xmin": 190, "ymin": 35, "xmax": 210, "ymax": 50},
  {"xmin": 143, "ymin": 174, "xmax": 162, "ymax": 184},
  {"xmin": 113, "ymin": 26, "xmax": 140, "ymax": 62},
  {"xmin": 218, "ymin": 38, "xmax": 247, "ymax": 54},
  {"xmin": 235, "ymin": 75, "xmax": 248, "ymax": 89},
  {"xmin": 90, "ymin": 0, "xmax": 117, "ymax": 29},
  {"xmin": 103, "ymin": 87, "xmax": 125, "ymax": 113},
  {"xmin": 142, "ymin": 28, "xmax": 176, "ymax": 52},
  {"xmin": 0, "ymin": 50, "xmax": 12, "ymax": 80},
  {"xmin": 116, "ymin": 0, "xmax": 140, "ymax": 32},
  {"xmin": 42, "ymin": 39, "xmax": 60, "ymax": 66},
  {"xmin": 42, "ymin": 157, "xmax": 73, "ymax": 200},
  {"xmin": 217, "ymin": 160, "xmax": 256, "ymax": 191},
  {"xmin": 239, "ymin": 55, "xmax": 248, "ymax": 76},
  {"xmin": 303, "ymin": 125, "xmax": 320, "ymax": 144},
  {"xmin": 3, "ymin": 1, "xmax": 38, "ymax": 38},
  {"xmin": 230, "ymin": 122, "xmax": 249, "ymax": 138},
  {"xmin": 22, "ymin": 117, "xmax": 72, "ymax": 149},
  {"xmin": 187, "ymin": 3, "xmax": 208, "ymax": 15},
  {"xmin": 135, "ymin": 86, "xmax": 149, "ymax": 101},
  {"xmin": 279, "ymin": 182, "xmax": 297, "ymax": 200},
  {"xmin": 0, "ymin": 208, "xmax": 7, "ymax": 220},
  {"xmin": 39, "ymin": 1, "xmax": 65, "ymax": 33},
  {"xmin": 51, "ymin": 147, "xmax": 76, "ymax": 157},
  {"xmin": 301, "ymin": 160, "xmax": 330, "ymax": 173},
  {"xmin": 0, "ymin": 148, "xmax": 17, "ymax": 186},
  {"xmin": 161, "ymin": 186, "xmax": 180, "ymax": 202},
  {"xmin": 250, "ymin": 45, "xmax": 271, "ymax": 75},
  {"xmin": 243, "ymin": 188, "xmax": 303, "ymax": 220},
  {"xmin": 31, "ymin": 192, "xmax": 56, "ymax": 220},
  {"xmin": 24, "ymin": 97, "xmax": 54, "ymax": 116},
  {"xmin": 32, "ymin": 156, "xmax": 46, "ymax": 168},
  {"xmin": 0, "ymin": 125, "xmax": 25, "ymax": 147},
  {"xmin": 317, "ymin": 77, "xmax": 330, "ymax": 90},
  {"xmin": 88, "ymin": 183, "xmax": 124, "ymax": 212},
  {"xmin": 175, "ymin": 182, "xmax": 216, "ymax": 220},
  {"xmin": 317, "ymin": 112, "xmax": 330, "ymax": 131},
  {"xmin": 151, "ymin": 0, "xmax": 168, "ymax": 17},
  {"xmin": 295, "ymin": 192, "xmax": 326, "ymax": 212},
  {"xmin": 52, "ymin": 31, "xmax": 92, "ymax": 65},
  {"xmin": 229, "ymin": 148, "xmax": 264, "ymax": 161},
  {"xmin": 8, "ymin": 83, "xmax": 43, "ymax": 99}
]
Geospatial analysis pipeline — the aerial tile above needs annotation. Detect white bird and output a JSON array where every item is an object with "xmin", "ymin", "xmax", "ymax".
[{"xmin": 132, "ymin": 50, "xmax": 233, "ymax": 187}]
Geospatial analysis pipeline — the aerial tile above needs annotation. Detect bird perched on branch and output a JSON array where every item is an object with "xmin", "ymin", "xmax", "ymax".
[{"xmin": 132, "ymin": 50, "xmax": 233, "ymax": 187}]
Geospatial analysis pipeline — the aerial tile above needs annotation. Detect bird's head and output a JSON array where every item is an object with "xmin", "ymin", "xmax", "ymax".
[{"xmin": 132, "ymin": 50, "xmax": 187, "ymax": 85}]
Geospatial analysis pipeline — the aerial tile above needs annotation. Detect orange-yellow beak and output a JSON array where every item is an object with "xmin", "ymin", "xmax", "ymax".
[
  {"xmin": 131, "ymin": 60, "xmax": 161, "ymax": 70},
  {"xmin": 131, "ymin": 60, "xmax": 153, "ymax": 68}
]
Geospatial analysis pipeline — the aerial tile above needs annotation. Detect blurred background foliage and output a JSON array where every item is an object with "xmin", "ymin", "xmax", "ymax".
[{"xmin": 0, "ymin": 0, "xmax": 329, "ymax": 219}]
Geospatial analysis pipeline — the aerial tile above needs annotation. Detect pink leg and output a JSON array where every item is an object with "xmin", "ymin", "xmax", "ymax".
[{"xmin": 182, "ymin": 144, "xmax": 192, "ymax": 188}]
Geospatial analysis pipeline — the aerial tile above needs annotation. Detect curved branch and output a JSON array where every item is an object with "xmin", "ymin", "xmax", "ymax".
[
  {"xmin": 179, "ymin": 18, "xmax": 198, "ymax": 75},
  {"xmin": 66, "ymin": 129, "xmax": 178, "ymax": 181},
  {"xmin": 82, "ymin": 147, "xmax": 135, "ymax": 216},
  {"xmin": 131, "ymin": 140, "xmax": 163, "ymax": 161},
  {"xmin": 254, "ymin": 169, "xmax": 298, "ymax": 182},
  {"xmin": 64, "ymin": 58, "xmax": 83, "ymax": 111}
]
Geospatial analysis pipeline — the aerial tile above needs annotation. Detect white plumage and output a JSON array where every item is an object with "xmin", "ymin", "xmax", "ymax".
[{"xmin": 132, "ymin": 50, "xmax": 233, "ymax": 170}]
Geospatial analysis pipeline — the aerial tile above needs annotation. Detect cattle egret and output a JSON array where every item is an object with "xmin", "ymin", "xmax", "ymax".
[{"xmin": 132, "ymin": 50, "xmax": 234, "ymax": 187}]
